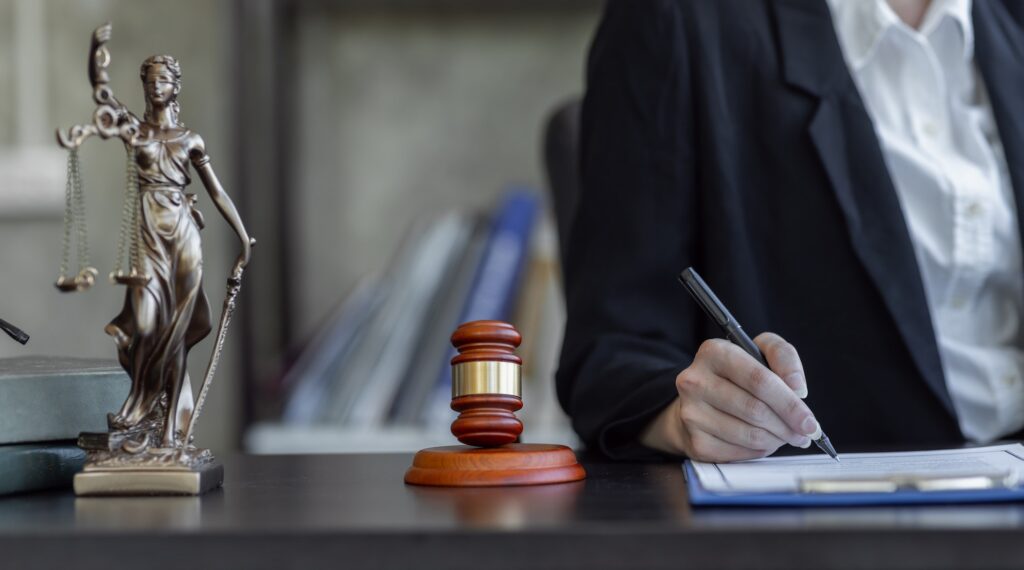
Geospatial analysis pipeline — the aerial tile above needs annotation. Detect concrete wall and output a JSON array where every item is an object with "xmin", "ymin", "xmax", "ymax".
[{"xmin": 290, "ymin": 5, "xmax": 599, "ymax": 343}]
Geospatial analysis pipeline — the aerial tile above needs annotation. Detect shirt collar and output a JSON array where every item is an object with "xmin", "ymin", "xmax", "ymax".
[
  {"xmin": 826, "ymin": 0, "xmax": 974, "ymax": 69},
  {"xmin": 923, "ymin": 0, "xmax": 974, "ymax": 61}
]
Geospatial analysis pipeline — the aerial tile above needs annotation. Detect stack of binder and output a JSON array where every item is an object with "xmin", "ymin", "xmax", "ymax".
[
  {"xmin": 0, "ymin": 356, "xmax": 128, "ymax": 495},
  {"xmin": 279, "ymin": 187, "xmax": 548, "ymax": 432}
]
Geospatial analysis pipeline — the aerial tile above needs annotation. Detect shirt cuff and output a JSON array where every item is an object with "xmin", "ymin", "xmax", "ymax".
[{"xmin": 594, "ymin": 368, "xmax": 681, "ymax": 460}]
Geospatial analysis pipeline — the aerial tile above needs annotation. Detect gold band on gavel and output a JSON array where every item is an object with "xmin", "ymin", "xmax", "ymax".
[{"xmin": 451, "ymin": 361, "xmax": 521, "ymax": 398}]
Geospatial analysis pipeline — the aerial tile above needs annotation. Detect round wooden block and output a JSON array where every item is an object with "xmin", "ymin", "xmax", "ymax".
[
  {"xmin": 450, "ymin": 394, "xmax": 523, "ymax": 447},
  {"xmin": 450, "ymin": 320, "xmax": 523, "ymax": 366},
  {"xmin": 404, "ymin": 443, "xmax": 586, "ymax": 487}
]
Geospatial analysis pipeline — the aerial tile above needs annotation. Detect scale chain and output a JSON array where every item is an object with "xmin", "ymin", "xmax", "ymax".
[
  {"xmin": 72, "ymin": 148, "xmax": 89, "ymax": 271},
  {"xmin": 58, "ymin": 149, "xmax": 76, "ymax": 280},
  {"xmin": 113, "ymin": 150, "xmax": 132, "ymax": 276},
  {"xmin": 57, "ymin": 148, "xmax": 91, "ymax": 280},
  {"xmin": 113, "ymin": 148, "xmax": 141, "ymax": 277},
  {"xmin": 130, "ymin": 156, "xmax": 141, "ymax": 274}
]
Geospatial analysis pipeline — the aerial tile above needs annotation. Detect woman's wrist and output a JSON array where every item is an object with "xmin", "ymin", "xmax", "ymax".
[{"xmin": 639, "ymin": 396, "xmax": 687, "ymax": 455}]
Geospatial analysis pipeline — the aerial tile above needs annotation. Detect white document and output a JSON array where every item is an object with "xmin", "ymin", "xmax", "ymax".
[{"xmin": 689, "ymin": 443, "xmax": 1024, "ymax": 493}]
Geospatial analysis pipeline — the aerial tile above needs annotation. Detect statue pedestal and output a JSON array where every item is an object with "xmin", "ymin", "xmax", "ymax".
[
  {"xmin": 74, "ymin": 438, "xmax": 223, "ymax": 496},
  {"xmin": 74, "ymin": 460, "xmax": 223, "ymax": 496}
]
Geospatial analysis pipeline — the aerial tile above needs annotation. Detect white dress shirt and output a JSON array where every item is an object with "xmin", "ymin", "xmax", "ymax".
[{"xmin": 827, "ymin": 0, "xmax": 1024, "ymax": 442}]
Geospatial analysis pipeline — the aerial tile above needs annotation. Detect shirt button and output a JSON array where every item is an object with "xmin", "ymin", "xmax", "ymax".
[
  {"xmin": 967, "ymin": 202, "xmax": 984, "ymax": 219},
  {"xmin": 951, "ymin": 296, "xmax": 967, "ymax": 309},
  {"xmin": 921, "ymin": 120, "xmax": 940, "ymax": 138},
  {"xmin": 1003, "ymin": 375, "xmax": 1018, "ymax": 388}
]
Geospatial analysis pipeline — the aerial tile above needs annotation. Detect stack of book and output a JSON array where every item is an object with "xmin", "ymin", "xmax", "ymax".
[
  {"xmin": 274, "ymin": 186, "xmax": 573, "ymax": 448},
  {"xmin": 0, "ymin": 357, "xmax": 128, "ymax": 494}
]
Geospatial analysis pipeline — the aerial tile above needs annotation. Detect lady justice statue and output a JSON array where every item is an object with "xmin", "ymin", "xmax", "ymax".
[{"xmin": 56, "ymin": 23, "xmax": 253, "ymax": 495}]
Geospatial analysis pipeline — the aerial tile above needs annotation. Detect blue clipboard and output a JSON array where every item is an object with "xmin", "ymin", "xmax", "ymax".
[{"xmin": 683, "ymin": 461, "xmax": 1024, "ymax": 507}]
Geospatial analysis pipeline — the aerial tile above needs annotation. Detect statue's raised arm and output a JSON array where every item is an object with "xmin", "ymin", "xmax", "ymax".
[{"xmin": 57, "ymin": 23, "xmax": 141, "ymax": 149}]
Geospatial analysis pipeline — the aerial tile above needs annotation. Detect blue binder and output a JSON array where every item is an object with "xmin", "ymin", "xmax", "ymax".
[{"xmin": 683, "ymin": 461, "xmax": 1024, "ymax": 507}]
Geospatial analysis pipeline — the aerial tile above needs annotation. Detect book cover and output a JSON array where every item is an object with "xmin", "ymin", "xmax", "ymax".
[
  {"xmin": 0, "ymin": 443, "xmax": 85, "ymax": 495},
  {"xmin": 0, "ymin": 357, "xmax": 129, "ymax": 444}
]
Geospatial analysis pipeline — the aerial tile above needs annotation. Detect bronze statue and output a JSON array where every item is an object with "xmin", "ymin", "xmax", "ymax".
[{"xmin": 56, "ymin": 23, "xmax": 253, "ymax": 495}]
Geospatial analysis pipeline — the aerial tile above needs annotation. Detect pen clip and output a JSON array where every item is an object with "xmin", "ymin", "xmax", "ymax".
[{"xmin": 678, "ymin": 268, "xmax": 732, "ymax": 326}]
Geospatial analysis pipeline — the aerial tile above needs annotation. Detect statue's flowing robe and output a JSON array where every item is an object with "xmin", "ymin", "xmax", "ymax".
[{"xmin": 107, "ymin": 129, "xmax": 211, "ymax": 438}]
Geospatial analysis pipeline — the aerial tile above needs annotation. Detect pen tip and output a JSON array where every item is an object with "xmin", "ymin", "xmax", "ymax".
[{"xmin": 814, "ymin": 432, "xmax": 840, "ymax": 462}]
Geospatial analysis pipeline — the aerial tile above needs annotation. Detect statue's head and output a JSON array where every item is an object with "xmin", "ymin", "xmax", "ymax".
[{"xmin": 140, "ymin": 55, "xmax": 182, "ymax": 124}]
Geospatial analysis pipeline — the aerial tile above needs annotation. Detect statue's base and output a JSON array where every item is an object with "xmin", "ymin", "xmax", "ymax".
[
  {"xmin": 404, "ymin": 443, "xmax": 585, "ymax": 487},
  {"xmin": 78, "ymin": 428, "xmax": 152, "ymax": 452},
  {"xmin": 74, "ymin": 460, "xmax": 223, "ymax": 496}
]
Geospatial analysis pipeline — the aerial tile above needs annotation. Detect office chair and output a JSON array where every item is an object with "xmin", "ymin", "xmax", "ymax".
[{"xmin": 542, "ymin": 97, "xmax": 582, "ymax": 266}]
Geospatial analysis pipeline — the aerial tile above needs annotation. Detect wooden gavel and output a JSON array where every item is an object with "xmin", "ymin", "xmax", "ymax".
[
  {"xmin": 405, "ymin": 320, "xmax": 585, "ymax": 487},
  {"xmin": 450, "ymin": 320, "xmax": 524, "ymax": 447}
]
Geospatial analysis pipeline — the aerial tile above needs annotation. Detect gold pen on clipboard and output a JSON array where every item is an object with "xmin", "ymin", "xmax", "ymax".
[{"xmin": 799, "ymin": 471, "xmax": 1019, "ymax": 493}]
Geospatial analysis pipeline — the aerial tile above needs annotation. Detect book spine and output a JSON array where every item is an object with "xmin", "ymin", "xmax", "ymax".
[
  {"xmin": 0, "ymin": 360, "xmax": 129, "ymax": 445},
  {"xmin": 281, "ymin": 275, "xmax": 384, "ymax": 424},
  {"xmin": 389, "ymin": 216, "xmax": 490, "ymax": 424},
  {"xmin": 421, "ymin": 188, "xmax": 541, "ymax": 424},
  {"xmin": 346, "ymin": 214, "xmax": 471, "ymax": 427},
  {"xmin": 0, "ymin": 444, "xmax": 85, "ymax": 496}
]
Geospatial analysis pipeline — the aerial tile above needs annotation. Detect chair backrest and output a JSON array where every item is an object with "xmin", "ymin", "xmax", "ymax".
[{"xmin": 542, "ymin": 97, "xmax": 582, "ymax": 266}]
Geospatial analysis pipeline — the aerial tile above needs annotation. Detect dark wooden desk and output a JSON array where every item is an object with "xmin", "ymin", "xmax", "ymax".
[{"xmin": 1, "ymin": 453, "xmax": 1023, "ymax": 569}]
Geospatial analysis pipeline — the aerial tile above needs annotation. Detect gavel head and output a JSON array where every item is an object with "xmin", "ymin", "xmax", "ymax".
[{"xmin": 449, "ymin": 320, "xmax": 524, "ymax": 448}]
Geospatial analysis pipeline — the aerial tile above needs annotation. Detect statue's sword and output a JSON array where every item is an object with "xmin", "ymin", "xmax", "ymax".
[{"xmin": 183, "ymin": 253, "xmax": 248, "ymax": 445}]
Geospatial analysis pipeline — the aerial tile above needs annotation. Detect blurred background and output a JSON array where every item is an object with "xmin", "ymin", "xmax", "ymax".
[{"xmin": 0, "ymin": 0, "xmax": 600, "ymax": 454}]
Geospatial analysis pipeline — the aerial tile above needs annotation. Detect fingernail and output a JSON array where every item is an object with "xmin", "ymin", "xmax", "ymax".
[
  {"xmin": 801, "ymin": 416, "xmax": 820, "ymax": 438},
  {"xmin": 796, "ymin": 384, "xmax": 808, "ymax": 399},
  {"xmin": 797, "ymin": 437, "xmax": 811, "ymax": 448}
]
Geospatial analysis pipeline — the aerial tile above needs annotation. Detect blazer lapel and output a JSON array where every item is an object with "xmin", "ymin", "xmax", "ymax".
[
  {"xmin": 974, "ymin": 1, "xmax": 1024, "ymax": 254},
  {"xmin": 771, "ymin": 0, "xmax": 955, "ymax": 415}
]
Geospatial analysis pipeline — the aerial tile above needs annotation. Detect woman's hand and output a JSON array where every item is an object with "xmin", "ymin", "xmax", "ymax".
[
  {"xmin": 239, "ymin": 237, "xmax": 255, "ymax": 270},
  {"xmin": 640, "ymin": 332, "xmax": 820, "ymax": 462},
  {"xmin": 230, "ymin": 238, "xmax": 254, "ymax": 284}
]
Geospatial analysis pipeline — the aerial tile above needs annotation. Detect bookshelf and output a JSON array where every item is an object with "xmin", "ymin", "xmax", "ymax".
[
  {"xmin": 233, "ymin": 0, "xmax": 599, "ymax": 451},
  {"xmin": 244, "ymin": 198, "xmax": 579, "ymax": 454},
  {"xmin": 295, "ymin": 0, "xmax": 601, "ymax": 10},
  {"xmin": 246, "ymin": 424, "xmax": 578, "ymax": 454}
]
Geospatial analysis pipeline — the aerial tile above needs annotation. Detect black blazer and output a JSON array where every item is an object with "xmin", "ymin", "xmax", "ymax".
[{"xmin": 556, "ymin": 0, "xmax": 1024, "ymax": 459}]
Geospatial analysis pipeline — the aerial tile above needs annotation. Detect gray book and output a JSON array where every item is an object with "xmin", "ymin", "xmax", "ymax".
[
  {"xmin": 389, "ymin": 215, "xmax": 490, "ymax": 424},
  {"xmin": 0, "ymin": 443, "xmax": 85, "ymax": 495},
  {"xmin": 0, "ymin": 357, "xmax": 129, "ymax": 445},
  {"xmin": 346, "ymin": 213, "xmax": 472, "ymax": 428}
]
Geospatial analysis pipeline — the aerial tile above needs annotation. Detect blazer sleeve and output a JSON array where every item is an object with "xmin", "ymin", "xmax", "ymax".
[{"xmin": 556, "ymin": 0, "xmax": 699, "ymax": 460}]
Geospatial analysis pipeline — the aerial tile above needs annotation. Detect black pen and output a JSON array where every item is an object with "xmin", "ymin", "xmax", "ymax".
[
  {"xmin": 678, "ymin": 267, "xmax": 839, "ymax": 462},
  {"xmin": 0, "ymin": 318, "xmax": 28, "ymax": 345}
]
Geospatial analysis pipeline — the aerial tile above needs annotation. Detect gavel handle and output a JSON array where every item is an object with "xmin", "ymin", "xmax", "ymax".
[{"xmin": 0, "ymin": 319, "xmax": 29, "ymax": 345}]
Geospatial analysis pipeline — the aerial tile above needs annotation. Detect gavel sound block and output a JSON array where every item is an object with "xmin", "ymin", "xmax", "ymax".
[{"xmin": 404, "ymin": 321, "xmax": 586, "ymax": 487}]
